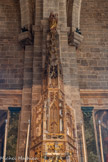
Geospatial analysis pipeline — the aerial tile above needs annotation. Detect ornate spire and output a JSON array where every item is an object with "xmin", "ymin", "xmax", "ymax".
[{"xmin": 30, "ymin": 13, "xmax": 78, "ymax": 162}]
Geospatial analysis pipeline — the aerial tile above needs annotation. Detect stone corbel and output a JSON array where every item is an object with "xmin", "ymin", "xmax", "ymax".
[
  {"xmin": 59, "ymin": 25, "xmax": 70, "ymax": 33},
  {"xmin": 32, "ymin": 20, "xmax": 49, "ymax": 34},
  {"xmin": 68, "ymin": 31, "xmax": 84, "ymax": 47},
  {"xmin": 18, "ymin": 31, "xmax": 33, "ymax": 46},
  {"xmin": 32, "ymin": 25, "xmax": 42, "ymax": 33}
]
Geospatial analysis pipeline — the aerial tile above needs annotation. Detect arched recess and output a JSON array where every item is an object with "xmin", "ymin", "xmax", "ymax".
[{"xmin": 66, "ymin": 0, "xmax": 82, "ymax": 32}]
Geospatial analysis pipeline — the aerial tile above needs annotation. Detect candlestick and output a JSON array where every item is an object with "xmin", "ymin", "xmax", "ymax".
[
  {"xmin": 3, "ymin": 120, "xmax": 8, "ymax": 162},
  {"xmin": 25, "ymin": 120, "xmax": 30, "ymax": 162},
  {"xmin": 99, "ymin": 121, "xmax": 104, "ymax": 162},
  {"xmin": 81, "ymin": 122, "xmax": 87, "ymax": 162}
]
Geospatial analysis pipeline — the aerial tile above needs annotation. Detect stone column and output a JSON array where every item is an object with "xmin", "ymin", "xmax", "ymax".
[
  {"xmin": 17, "ymin": 45, "xmax": 33, "ymax": 160},
  {"xmin": 58, "ymin": 1, "xmax": 84, "ymax": 161}
]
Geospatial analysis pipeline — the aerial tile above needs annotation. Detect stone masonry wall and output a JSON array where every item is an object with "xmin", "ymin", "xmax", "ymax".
[
  {"xmin": 0, "ymin": 90, "xmax": 22, "ymax": 111},
  {"xmin": 80, "ymin": 90, "xmax": 108, "ymax": 110},
  {"xmin": 77, "ymin": 0, "xmax": 108, "ymax": 89},
  {"xmin": 1, "ymin": 0, "xmax": 108, "ymax": 161},
  {"xmin": 0, "ymin": 0, "xmax": 24, "ymax": 89},
  {"xmin": 17, "ymin": 46, "xmax": 33, "ymax": 158}
]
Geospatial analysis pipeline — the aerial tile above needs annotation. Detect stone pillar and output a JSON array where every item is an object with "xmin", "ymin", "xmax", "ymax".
[
  {"xmin": 30, "ymin": 0, "xmax": 43, "ymax": 143},
  {"xmin": 17, "ymin": 45, "xmax": 33, "ymax": 160},
  {"xmin": 31, "ymin": 0, "xmax": 43, "ymax": 110},
  {"xmin": 58, "ymin": 1, "xmax": 84, "ymax": 162}
]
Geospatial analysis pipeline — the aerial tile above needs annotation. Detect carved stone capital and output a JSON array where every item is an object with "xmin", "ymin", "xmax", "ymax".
[
  {"xmin": 68, "ymin": 31, "xmax": 84, "ymax": 47},
  {"xmin": 41, "ymin": 19, "xmax": 49, "ymax": 31},
  {"xmin": 18, "ymin": 31, "xmax": 33, "ymax": 46},
  {"xmin": 32, "ymin": 25, "xmax": 42, "ymax": 32},
  {"xmin": 59, "ymin": 26, "xmax": 70, "ymax": 33}
]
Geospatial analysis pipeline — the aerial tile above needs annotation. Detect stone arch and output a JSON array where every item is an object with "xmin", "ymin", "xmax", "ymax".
[
  {"xmin": 66, "ymin": 0, "xmax": 74, "ymax": 28},
  {"xmin": 19, "ymin": 0, "xmax": 35, "ymax": 31},
  {"xmin": 66, "ymin": 0, "xmax": 82, "ymax": 31},
  {"xmin": 72, "ymin": 0, "xmax": 82, "ymax": 31},
  {"xmin": 18, "ymin": 0, "xmax": 35, "ymax": 46}
]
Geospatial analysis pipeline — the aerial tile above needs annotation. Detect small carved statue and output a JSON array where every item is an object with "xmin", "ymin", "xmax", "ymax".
[{"xmin": 49, "ymin": 12, "xmax": 58, "ymax": 32}]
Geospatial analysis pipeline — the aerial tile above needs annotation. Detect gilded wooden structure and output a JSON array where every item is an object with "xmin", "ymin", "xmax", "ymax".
[{"xmin": 30, "ymin": 13, "xmax": 78, "ymax": 162}]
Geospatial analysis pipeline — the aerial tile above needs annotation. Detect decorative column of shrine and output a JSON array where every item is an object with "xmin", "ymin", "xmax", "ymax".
[{"xmin": 30, "ymin": 11, "xmax": 78, "ymax": 161}]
